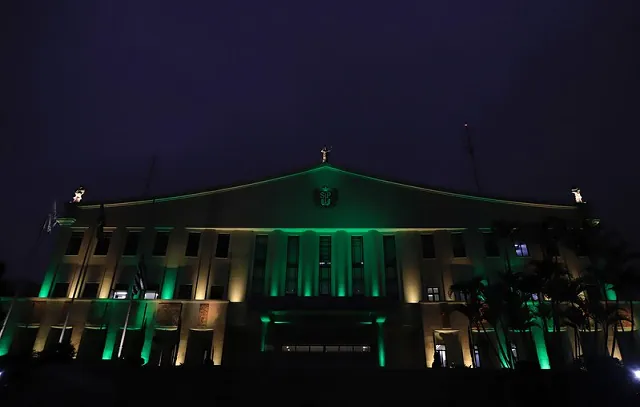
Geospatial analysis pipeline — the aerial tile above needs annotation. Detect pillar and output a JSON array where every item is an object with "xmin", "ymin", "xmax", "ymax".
[
  {"xmin": 300, "ymin": 231, "xmax": 318, "ymax": 296},
  {"xmin": 531, "ymin": 323, "xmax": 551, "ymax": 369},
  {"xmin": 266, "ymin": 230, "xmax": 286, "ymax": 297},
  {"xmin": 397, "ymin": 232, "xmax": 422, "ymax": 303},
  {"xmin": 228, "ymin": 231, "xmax": 253, "ymax": 303},
  {"xmin": 333, "ymin": 231, "xmax": 349, "ymax": 297},
  {"xmin": 376, "ymin": 317, "xmax": 386, "ymax": 367}
]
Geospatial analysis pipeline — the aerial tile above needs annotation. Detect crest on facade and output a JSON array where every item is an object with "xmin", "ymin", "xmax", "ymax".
[{"xmin": 314, "ymin": 186, "xmax": 338, "ymax": 208}]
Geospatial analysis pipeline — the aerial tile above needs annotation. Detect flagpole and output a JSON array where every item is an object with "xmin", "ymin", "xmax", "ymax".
[
  {"xmin": 117, "ymin": 288, "xmax": 134, "ymax": 359},
  {"xmin": 118, "ymin": 156, "xmax": 156, "ymax": 359}
]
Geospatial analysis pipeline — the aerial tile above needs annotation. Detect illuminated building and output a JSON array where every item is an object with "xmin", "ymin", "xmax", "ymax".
[{"xmin": 0, "ymin": 161, "xmax": 635, "ymax": 368}]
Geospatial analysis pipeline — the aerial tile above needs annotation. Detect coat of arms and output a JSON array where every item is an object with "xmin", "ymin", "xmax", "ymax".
[{"xmin": 314, "ymin": 186, "xmax": 338, "ymax": 208}]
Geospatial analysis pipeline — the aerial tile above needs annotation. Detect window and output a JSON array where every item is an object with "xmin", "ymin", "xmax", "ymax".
[
  {"xmin": 421, "ymin": 235, "xmax": 436, "ymax": 259},
  {"xmin": 319, "ymin": 236, "xmax": 332, "ymax": 296},
  {"xmin": 185, "ymin": 232, "xmax": 201, "ymax": 257},
  {"xmin": 112, "ymin": 284, "xmax": 129, "ymax": 299},
  {"xmin": 51, "ymin": 282, "xmax": 69, "ymax": 298},
  {"xmin": 123, "ymin": 231, "xmax": 140, "ymax": 256},
  {"xmin": 285, "ymin": 236, "xmax": 300, "ymax": 295},
  {"xmin": 94, "ymin": 232, "xmax": 112, "ymax": 256},
  {"xmin": 152, "ymin": 231, "xmax": 170, "ymax": 256},
  {"xmin": 435, "ymin": 344, "xmax": 447, "ymax": 367},
  {"xmin": 426, "ymin": 287, "xmax": 440, "ymax": 302},
  {"xmin": 514, "ymin": 242, "xmax": 529, "ymax": 257},
  {"xmin": 451, "ymin": 233, "xmax": 466, "ymax": 258},
  {"xmin": 144, "ymin": 290, "xmax": 158, "ymax": 300},
  {"xmin": 215, "ymin": 234, "xmax": 230, "ymax": 258},
  {"xmin": 351, "ymin": 236, "xmax": 364, "ymax": 295},
  {"xmin": 473, "ymin": 345, "xmax": 481, "ymax": 367},
  {"xmin": 483, "ymin": 233, "xmax": 500, "ymax": 257},
  {"xmin": 209, "ymin": 285, "xmax": 224, "ymax": 300},
  {"xmin": 454, "ymin": 291, "xmax": 468, "ymax": 302},
  {"xmin": 251, "ymin": 235, "xmax": 268, "ymax": 296},
  {"xmin": 383, "ymin": 235, "xmax": 399, "ymax": 299},
  {"xmin": 65, "ymin": 232, "xmax": 84, "ymax": 255},
  {"xmin": 81, "ymin": 283, "xmax": 100, "ymax": 298},
  {"xmin": 510, "ymin": 343, "xmax": 518, "ymax": 362},
  {"xmin": 176, "ymin": 284, "xmax": 193, "ymax": 300}
]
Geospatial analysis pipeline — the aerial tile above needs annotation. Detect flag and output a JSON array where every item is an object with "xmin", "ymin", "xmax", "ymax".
[
  {"xmin": 132, "ymin": 257, "xmax": 147, "ymax": 297},
  {"xmin": 96, "ymin": 204, "xmax": 106, "ymax": 242},
  {"xmin": 43, "ymin": 201, "xmax": 58, "ymax": 234}
]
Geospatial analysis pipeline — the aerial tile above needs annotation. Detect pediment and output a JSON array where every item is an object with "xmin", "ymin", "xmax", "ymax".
[{"xmin": 78, "ymin": 164, "xmax": 577, "ymax": 229}]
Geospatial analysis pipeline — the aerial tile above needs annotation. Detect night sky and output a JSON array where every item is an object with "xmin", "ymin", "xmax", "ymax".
[{"xmin": 1, "ymin": 1, "xmax": 638, "ymax": 282}]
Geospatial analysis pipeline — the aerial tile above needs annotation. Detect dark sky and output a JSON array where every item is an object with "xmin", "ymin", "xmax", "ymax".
[{"xmin": 1, "ymin": 1, "xmax": 638, "ymax": 282}]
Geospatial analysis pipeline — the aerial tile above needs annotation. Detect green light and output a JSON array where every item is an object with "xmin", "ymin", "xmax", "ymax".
[
  {"xmin": 140, "ymin": 311, "xmax": 154, "ymax": 364},
  {"xmin": 39, "ymin": 264, "xmax": 56, "ymax": 298},
  {"xmin": 102, "ymin": 328, "xmax": 118, "ymax": 360},
  {"xmin": 531, "ymin": 325, "xmax": 550, "ymax": 369},
  {"xmin": 161, "ymin": 268, "xmax": 178, "ymax": 300},
  {"xmin": 375, "ymin": 316, "xmax": 386, "ymax": 324},
  {"xmin": 605, "ymin": 284, "xmax": 616, "ymax": 301},
  {"xmin": 260, "ymin": 315, "xmax": 271, "ymax": 323},
  {"xmin": 376, "ymin": 320, "xmax": 386, "ymax": 367},
  {"xmin": 260, "ymin": 319, "xmax": 269, "ymax": 352}
]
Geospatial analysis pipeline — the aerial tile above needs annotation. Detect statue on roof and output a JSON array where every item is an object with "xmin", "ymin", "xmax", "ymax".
[
  {"xmin": 321, "ymin": 145, "xmax": 332, "ymax": 163},
  {"xmin": 72, "ymin": 186, "xmax": 86, "ymax": 203},
  {"xmin": 571, "ymin": 187, "xmax": 584, "ymax": 204}
]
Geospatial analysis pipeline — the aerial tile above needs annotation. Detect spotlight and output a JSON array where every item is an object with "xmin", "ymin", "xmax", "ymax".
[{"xmin": 632, "ymin": 370, "xmax": 640, "ymax": 381}]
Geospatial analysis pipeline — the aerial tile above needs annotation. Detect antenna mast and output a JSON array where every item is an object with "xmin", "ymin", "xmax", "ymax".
[{"xmin": 464, "ymin": 123, "xmax": 481, "ymax": 193}]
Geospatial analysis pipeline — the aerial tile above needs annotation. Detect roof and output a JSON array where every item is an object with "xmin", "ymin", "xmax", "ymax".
[{"xmin": 79, "ymin": 163, "xmax": 576, "ymax": 210}]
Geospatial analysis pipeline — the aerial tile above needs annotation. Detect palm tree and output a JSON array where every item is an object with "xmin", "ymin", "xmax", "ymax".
[{"xmin": 450, "ymin": 278, "xmax": 508, "ymax": 368}]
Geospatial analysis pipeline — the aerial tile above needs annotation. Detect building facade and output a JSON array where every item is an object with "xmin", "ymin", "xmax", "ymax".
[{"xmin": 1, "ymin": 162, "xmax": 636, "ymax": 368}]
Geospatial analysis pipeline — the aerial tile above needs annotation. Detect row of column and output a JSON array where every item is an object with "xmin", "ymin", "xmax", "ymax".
[{"xmin": 246, "ymin": 230, "xmax": 393, "ymax": 298}]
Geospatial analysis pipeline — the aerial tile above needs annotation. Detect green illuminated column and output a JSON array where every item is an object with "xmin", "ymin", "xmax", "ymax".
[
  {"xmin": 364, "ymin": 231, "xmax": 380, "ymax": 296},
  {"xmin": 39, "ymin": 228, "xmax": 71, "ymax": 298},
  {"xmin": 102, "ymin": 304, "xmax": 121, "ymax": 360},
  {"xmin": 376, "ymin": 316, "xmax": 386, "ymax": 367},
  {"xmin": 299, "ymin": 231, "xmax": 315, "ymax": 296},
  {"xmin": 260, "ymin": 316, "xmax": 270, "ymax": 352},
  {"xmin": 267, "ymin": 230, "xmax": 286, "ymax": 296},
  {"xmin": 531, "ymin": 323, "xmax": 550, "ymax": 369},
  {"xmin": 334, "ymin": 231, "xmax": 348, "ymax": 297},
  {"xmin": 161, "ymin": 267, "xmax": 178, "ymax": 300},
  {"xmin": 605, "ymin": 284, "xmax": 617, "ymax": 301}
]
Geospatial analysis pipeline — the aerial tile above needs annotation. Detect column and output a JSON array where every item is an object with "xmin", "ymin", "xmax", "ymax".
[
  {"xmin": 422, "ymin": 305, "xmax": 439, "ymax": 367},
  {"xmin": 450, "ymin": 309, "xmax": 473, "ymax": 367},
  {"xmin": 212, "ymin": 302, "xmax": 227, "ymax": 365},
  {"xmin": 227, "ymin": 231, "xmax": 253, "ymax": 303},
  {"xmin": 99, "ymin": 226, "xmax": 126, "ymax": 299},
  {"xmin": 175, "ymin": 305, "xmax": 190, "ymax": 366},
  {"xmin": 299, "ymin": 231, "xmax": 317, "ymax": 297},
  {"xmin": 266, "ymin": 230, "xmax": 286, "ymax": 297},
  {"xmin": 531, "ymin": 323, "xmax": 551, "ymax": 369},
  {"xmin": 140, "ymin": 302, "xmax": 157, "ymax": 364},
  {"xmin": 40, "ymin": 228, "xmax": 72, "ymax": 298},
  {"xmin": 333, "ymin": 231, "xmax": 349, "ymax": 297},
  {"xmin": 161, "ymin": 228, "xmax": 180, "ymax": 300},
  {"xmin": 398, "ymin": 232, "xmax": 422, "ymax": 303},
  {"xmin": 364, "ymin": 231, "xmax": 381, "ymax": 296},
  {"xmin": 260, "ymin": 315, "xmax": 271, "ymax": 352},
  {"xmin": 376, "ymin": 317, "xmax": 386, "ymax": 367}
]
